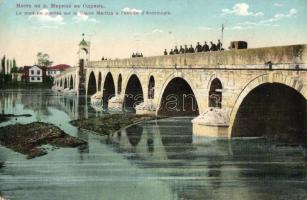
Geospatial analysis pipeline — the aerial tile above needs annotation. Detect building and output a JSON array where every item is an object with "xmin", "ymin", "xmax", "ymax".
[
  {"xmin": 46, "ymin": 64, "xmax": 70, "ymax": 77},
  {"xmin": 28, "ymin": 65, "xmax": 43, "ymax": 83}
]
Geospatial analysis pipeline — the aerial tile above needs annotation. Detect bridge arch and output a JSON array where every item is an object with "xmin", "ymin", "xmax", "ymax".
[
  {"xmin": 209, "ymin": 78, "xmax": 222, "ymax": 108},
  {"xmin": 148, "ymin": 76, "xmax": 155, "ymax": 99},
  {"xmin": 102, "ymin": 72, "xmax": 115, "ymax": 109},
  {"xmin": 117, "ymin": 74, "xmax": 122, "ymax": 95},
  {"xmin": 229, "ymin": 73, "xmax": 306, "ymax": 139},
  {"xmin": 69, "ymin": 75, "xmax": 74, "ymax": 89},
  {"xmin": 87, "ymin": 71, "xmax": 97, "ymax": 96},
  {"xmin": 157, "ymin": 74, "xmax": 199, "ymax": 116},
  {"xmin": 64, "ymin": 78, "xmax": 68, "ymax": 89},
  {"xmin": 98, "ymin": 72, "xmax": 102, "ymax": 91},
  {"xmin": 123, "ymin": 74, "xmax": 144, "ymax": 112}
]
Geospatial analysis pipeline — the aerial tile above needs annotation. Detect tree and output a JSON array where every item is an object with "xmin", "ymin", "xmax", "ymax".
[
  {"xmin": 13, "ymin": 59, "xmax": 17, "ymax": 68},
  {"xmin": 1, "ymin": 56, "xmax": 5, "ymax": 74},
  {"xmin": 36, "ymin": 52, "xmax": 53, "ymax": 66},
  {"xmin": 11, "ymin": 66, "xmax": 18, "ymax": 73}
]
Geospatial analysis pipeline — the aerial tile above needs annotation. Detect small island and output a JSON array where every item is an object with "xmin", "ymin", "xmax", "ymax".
[{"xmin": 0, "ymin": 122, "xmax": 87, "ymax": 159}]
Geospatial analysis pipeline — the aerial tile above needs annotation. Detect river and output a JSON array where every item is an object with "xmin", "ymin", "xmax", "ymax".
[{"xmin": 0, "ymin": 89, "xmax": 306, "ymax": 200}]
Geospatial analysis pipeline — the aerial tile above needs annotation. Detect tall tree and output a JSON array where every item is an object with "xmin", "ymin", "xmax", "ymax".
[
  {"xmin": 1, "ymin": 56, "xmax": 5, "ymax": 74},
  {"xmin": 36, "ymin": 52, "xmax": 53, "ymax": 66},
  {"xmin": 13, "ymin": 58, "xmax": 16, "ymax": 68}
]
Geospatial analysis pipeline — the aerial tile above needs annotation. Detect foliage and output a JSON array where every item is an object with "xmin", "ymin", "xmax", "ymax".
[
  {"xmin": 13, "ymin": 59, "xmax": 17, "ymax": 68},
  {"xmin": 36, "ymin": 52, "xmax": 53, "ymax": 67},
  {"xmin": 1, "ymin": 56, "xmax": 5, "ymax": 74},
  {"xmin": 11, "ymin": 66, "xmax": 18, "ymax": 73},
  {"xmin": 44, "ymin": 76, "xmax": 54, "ymax": 88}
]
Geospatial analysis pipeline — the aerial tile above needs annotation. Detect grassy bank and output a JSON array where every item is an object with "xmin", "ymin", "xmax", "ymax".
[{"xmin": 0, "ymin": 82, "xmax": 52, "ymax": 89}]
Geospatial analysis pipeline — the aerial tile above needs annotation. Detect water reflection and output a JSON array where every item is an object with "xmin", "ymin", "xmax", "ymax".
[
  {"xmin": 0, "ymin": 90, "xmax": 104, "ymax": 123},
  {"xmin": 0, "ymin": 90, "xmax": 307, "ymax": 200},
  {"xmin": 109, "ymin": 117, "xmax": 307, "ymax": 200}
]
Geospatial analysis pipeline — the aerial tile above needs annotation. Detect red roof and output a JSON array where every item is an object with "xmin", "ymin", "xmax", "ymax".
[{"xmin": 48, "ymin": 64, "xmax": 70, "ymax": 71}]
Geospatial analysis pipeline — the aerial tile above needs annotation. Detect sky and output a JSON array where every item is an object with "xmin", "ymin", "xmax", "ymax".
[{"xmin": 0, "ymin": 0, "xmax": 307, "ymax": 66}]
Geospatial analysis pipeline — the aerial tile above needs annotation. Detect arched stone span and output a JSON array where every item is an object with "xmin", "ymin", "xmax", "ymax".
[
  {"xmin": 156, "ymin": 73, "xmax": 201, "ymax": 116},
  {"xmin": 64, "ymin": 78, "xmax": 68, "ymax": 89},
  {"xmin": 148, "ymin": 76, "xmax": 155, "ymax": 99},
  {"xmin": 157, "ymin": 77, "xmax": 199, "ymax": 116},
  {"xmin": 69, "ymin": 75, "xmax": 74, "ymax": 89},
  {"xmin": 117, "ymin": 74, "xmax": 122, "ymax": 95},
  {"xmin": 102, "ymin": 72, "xmax": 115, "ymax": 109},
  {"xmin": 209, "ymin": 78, "xmax": 222, "ymax": 108},
  {"xmin": 123, "ymin": 74, "xmax": 144, "ymax": 112},
  {"xmin": 231, "ymin": 83, "xmax": 306, "ymax": 140},
  {"xmin": 87, "ymin": 71, "xmax": 97, "ymax": 96},
  {"xmin": 98, "ymin": 72, "xmax": 102, "ymax": 91},
  {"xmin": 229, "ymin": 73, "xmax": 307, "ymax": 138}
]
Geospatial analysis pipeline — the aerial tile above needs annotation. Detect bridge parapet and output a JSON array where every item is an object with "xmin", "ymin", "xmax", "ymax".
[{"xmin": 89, "ymin": 45, "xmax": 307, "ymax": 69}]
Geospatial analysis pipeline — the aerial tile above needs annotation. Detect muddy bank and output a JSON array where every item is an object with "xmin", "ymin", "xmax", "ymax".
[
  {"xmin": 0, "ymin": 114, "xmax": 32, "ymax": 123},
  {"xmin": 71, "ymin": 114, "xmax": 164, "ymax": 136},
  {"xmin": 0, "ymin": 122, "xmax": 86, "ymax": 159}
]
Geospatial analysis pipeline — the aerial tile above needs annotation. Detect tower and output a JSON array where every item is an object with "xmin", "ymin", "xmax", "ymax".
[
  {"xmin": 78, "ymin": 33, "xmax": 90, "ymax": 69},
  {"xmin": 77, "ymin": 34, "xmax": 90, "ymax": 95}
]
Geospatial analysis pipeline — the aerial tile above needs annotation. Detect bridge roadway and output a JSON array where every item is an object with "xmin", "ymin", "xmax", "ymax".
[{"xmin": 53, "ymin": 44, "xmax": 307, "ymax": 138}]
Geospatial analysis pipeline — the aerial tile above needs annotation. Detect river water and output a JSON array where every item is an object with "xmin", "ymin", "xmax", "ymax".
[{"xmin": 0, "ymin": 89, "xmax": 306, "ymax": 200}]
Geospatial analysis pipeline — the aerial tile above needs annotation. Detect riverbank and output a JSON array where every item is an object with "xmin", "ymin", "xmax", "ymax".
[
  {"xmin": 71, "ymin": 114, "xmax": 164, "ymax": 136},
  {"xmin": 0, "ymin": 82, "xmax": 52, "ymax": 89},
  {"xmin": 0, "ymin": 122, "xmax": 87, "ymax": 159},
  {"xmin": 0, "ymin": 114, "xmax": 32, "ymax": 123}
]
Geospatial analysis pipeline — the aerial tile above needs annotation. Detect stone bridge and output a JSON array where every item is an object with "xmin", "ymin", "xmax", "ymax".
[{"xmin": 53, "ymin": 44, "xmax": 307, "ymax": 139}]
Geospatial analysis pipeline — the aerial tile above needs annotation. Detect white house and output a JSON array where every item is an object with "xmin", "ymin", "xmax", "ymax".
[
  {"xmin": 29, "ymin": 65, "xmax": 43, "ymax": 83},
  {"xmin": 46, "ymin": 64, "xmax": 70, "ymax": 78}
]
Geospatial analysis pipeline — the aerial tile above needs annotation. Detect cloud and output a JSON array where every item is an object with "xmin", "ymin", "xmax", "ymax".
[
  {"xmin": 221, "ymin": 3, "xmax": 264, "ymax": 17},
  {"xmin": 122, "ymin": 7, "xmax": 143, "ymax": 14},
  {"xmin": 28, "ymin": 9, "xmax": 65, "ymax": 26},
  {"xmin": 226, "ymin": 8, "xmax": 297, "ymax": 31},
  {"xmin": 226, "ymin": 25, "xmax": 252, "ymax": 30},
  {"xmin": 73, "ymin": 12, "xmax": 99, "ymax": 23},
  {"xmin": 273, "ymin": 3, "xmax": 284, "ymax": 7},
  {"xmin": 199, "ymin": 26, "xmax": 214, "ymax": 30},
  {"xmin": 260, "ymin": 8, "xmax": 297, "ymax": 24},
  {"xmin": 152, "ymin": 29, "xmax": 163, "ymax": 33}
]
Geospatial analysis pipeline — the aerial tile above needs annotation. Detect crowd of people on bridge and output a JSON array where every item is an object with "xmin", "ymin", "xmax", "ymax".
[
  {"xmin": 131, "ymin": 52, "xmax": 144, "ymax": 58},
  {"xmin": 164, "ymin": 40, "xmax": 223, "ymax": 56}
]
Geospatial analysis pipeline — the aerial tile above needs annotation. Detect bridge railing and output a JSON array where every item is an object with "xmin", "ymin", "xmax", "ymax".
[{"xmin": 89, "ymin": 44, "xmax": 307, "ymax": 69}]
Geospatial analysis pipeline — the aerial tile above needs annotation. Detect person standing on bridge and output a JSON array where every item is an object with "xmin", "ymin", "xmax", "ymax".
[
  {"xmin": 184, "ymin": 45, "xmax": 189, "ymax": 53},
  {"xmin": 210, "ymin": 41, "xmax": 217, "ymax": 51},
  {"xmin": 174, "ymin": 46, "xmax": 179, "ymax": 54},
  {"xmin": 195, "ymin": 42, "xmax": 202, "ymax": 52},
  {"xmin": 164, "ymin": 49, "xmax": 168, "ymax": 55},
  {"xmin": 188, "ymin": 45, "xmax": 195, "ymax": 53},
  {"xmin": 203, "ymin": 41, "xmax": 210, "ymax": 52},
  {"xmin": 132, "ymin": 53, "xmax": 136, "ymax": 58},
  {"xmin": 169, "ymin": 49, "xmax": 174, "ymax": 55},
  {"xmin": 217, "ymin": 39, "xmax": 222, "ymax": 51},
  {"xmin": 179, "ymin": 45, "xmax": 185, "ymax": 54}
]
